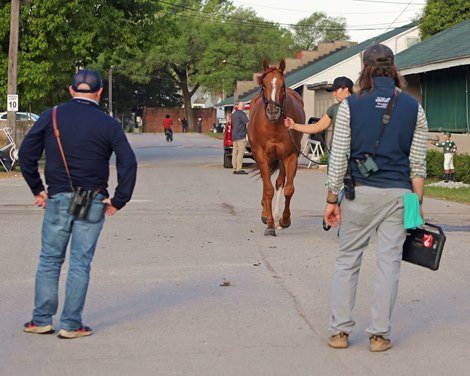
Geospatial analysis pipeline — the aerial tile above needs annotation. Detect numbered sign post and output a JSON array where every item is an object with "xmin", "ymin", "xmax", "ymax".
[{"xmin": 7, "ymin": 94, "xmax": 19, "ymax": 112}]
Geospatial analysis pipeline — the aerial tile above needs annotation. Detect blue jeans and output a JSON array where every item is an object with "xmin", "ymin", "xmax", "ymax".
[{"xmin": 32, "ymin": 192, "xmax": 105, "ymax": 330}]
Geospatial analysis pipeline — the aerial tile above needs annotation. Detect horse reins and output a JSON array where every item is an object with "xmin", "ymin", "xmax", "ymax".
[
  {"xmin": 259, "ymin": 77, "xmax": 322, "ymax": 165},
  {"xmin": 287, "ymin": 127, "xmax": 323, "ymax": 165}
]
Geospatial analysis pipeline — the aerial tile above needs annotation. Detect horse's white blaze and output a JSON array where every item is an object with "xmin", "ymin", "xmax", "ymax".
[{"xmin": 271, "ymin": 77, "xmax": 277, "ymax": 102}]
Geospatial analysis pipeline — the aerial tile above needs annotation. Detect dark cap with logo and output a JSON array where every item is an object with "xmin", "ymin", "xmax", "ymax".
[
  {"xmin": 363, "ymin": 44, "xmax": 394, "ymax": 66},
  {"xmin": 71, "ymin": 69, "xmax": 102, "ymax": 93},
  {"xmin": 326, "ymin": 76, "xmax": 354, "ymax": 92}
]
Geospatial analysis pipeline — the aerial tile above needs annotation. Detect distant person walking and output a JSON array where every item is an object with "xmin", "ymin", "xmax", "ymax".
[
  {"xmin": 181, "ymin": 117, "xmax": 189, "ymax": 133},
  {"xmin": 197, "ymin": 118, "xmax": 203, "ymax": 133},
  {"xmin": 163, "ymin": 114, "xmax": 173, "ymax": 142}
]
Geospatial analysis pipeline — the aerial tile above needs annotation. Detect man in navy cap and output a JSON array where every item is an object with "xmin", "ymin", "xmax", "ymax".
[{"xmin": 19, "ymin": 69, "xmax": 137, "ymax": 339}]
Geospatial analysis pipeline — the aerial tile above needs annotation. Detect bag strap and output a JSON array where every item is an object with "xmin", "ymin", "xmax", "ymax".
[
  {"xmin": 52, "ymin": 106, "xmax": 74, "ymax": 192},
  {"xmin": 371, "ymin": 88, "xmax": 399, "ymax": 159}
]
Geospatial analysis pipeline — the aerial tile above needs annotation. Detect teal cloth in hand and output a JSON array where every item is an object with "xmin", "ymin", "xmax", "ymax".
[{"xmin": 403, "ymin": 193, "xmax": 423, "ymax": 229}]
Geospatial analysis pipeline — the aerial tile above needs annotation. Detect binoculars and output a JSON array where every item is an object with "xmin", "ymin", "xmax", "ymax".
[
  {"xmin": 67, "ymin": 187, "xmax": 96, "ymax": 220},
  {"xmin": 356, "ymin": 154, "xmax": 379, "ymax": 178}
]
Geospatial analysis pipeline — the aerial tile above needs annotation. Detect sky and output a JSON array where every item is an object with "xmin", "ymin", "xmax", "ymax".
[{"xmin": 232, "ymin": 0, "xmax": 426, "ymax": 43}]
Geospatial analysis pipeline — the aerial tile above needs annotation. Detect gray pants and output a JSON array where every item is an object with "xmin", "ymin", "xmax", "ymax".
[{"xmin": 329, "ymin": 186, "xmax": 409, "ymax": 338}]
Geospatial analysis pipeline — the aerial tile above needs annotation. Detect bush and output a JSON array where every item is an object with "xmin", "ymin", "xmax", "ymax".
[
  {"xmin": 426, "ymin": 150, "xmax": 443, "ymax": 179},
  {"xmin": 454, "ymin": 153, "xmax": 470, "ymax": 183},
  {"xmin": 426, "ymin": 150, "xmax": 470, "ymax": 184}
]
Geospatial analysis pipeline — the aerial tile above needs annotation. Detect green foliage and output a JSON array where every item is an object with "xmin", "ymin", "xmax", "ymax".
[
  {"xmin": 291, "ymin": 12, "xmax": 349, "ymax": 51},
  {"xmin": 111, "ymin": 74, "xmax": 182, "ymax": 115},
  {"xmin": 139, "ymin": 0, "xmax": 294, "ymax": 130},
  {"xmin": 144, "ymin": 2, "xmax": 293, "ymax": 95},
  {"xmin": 197, "ymin": 7, "xmax": 294, "ymax": 95},
  {"xmin": 425, "ymin": 149, "xmax": 444, "ymax": 179},
  {"xmin": 426, "ymin": 149, "xmax": 470, "ymax": 184},
  {"xmin": 419, "ymin": 0, "xmax": 470, "ymax": 40},
  {"xmin": 453, "ymin": 153, "xmax": 470, "ymax": 184},
  {"xmin": 1, "ymin": 0, "xmax": 322, "ymax": 121},
  {"xmin": 0, "ymin": 0, "xmax": 165, "ymax": 114}
]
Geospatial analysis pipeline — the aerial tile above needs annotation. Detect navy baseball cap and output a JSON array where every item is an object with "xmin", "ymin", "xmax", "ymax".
[
  {"xmin": 326, "ymin": 76, "xmax": 354, "ymax": 92},
  {"xmin": 71, "ymin": 69, "xmax": 102, "ymax": 93},
  {"xmin": 363, "ymin": 44, "xmax": 394, "ymax": 66}
]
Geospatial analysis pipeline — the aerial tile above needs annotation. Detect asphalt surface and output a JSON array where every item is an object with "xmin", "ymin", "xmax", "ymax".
[{"xmin": 1, "ymin": 133, "xmax": 469, "ymax": 376}]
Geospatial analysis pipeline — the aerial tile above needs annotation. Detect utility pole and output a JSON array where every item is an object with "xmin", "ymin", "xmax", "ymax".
[
  {"xmin": 7, "ymin": 0, "xmax": 31, "ymax": 146},
  {"xmin": 7, "ymin": 0, "xmax": 20, "ymax": 145},
  {"xmin": 108, "ymin": 66, "xmax": 113, "ymax": 117}
]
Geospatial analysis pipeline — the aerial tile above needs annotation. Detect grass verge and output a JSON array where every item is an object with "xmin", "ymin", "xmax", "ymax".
[{"xmin": 425, "ymin": 179, "xmax": 470, "ymax": 204}]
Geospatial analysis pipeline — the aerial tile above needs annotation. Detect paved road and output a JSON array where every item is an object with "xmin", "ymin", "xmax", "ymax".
[{"xmin": 1, "ymin": 133, "xmax": 469, "ymax": 376}]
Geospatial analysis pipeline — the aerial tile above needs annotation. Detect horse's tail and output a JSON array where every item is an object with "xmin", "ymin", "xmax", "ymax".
[
  {"xmin": 249, "ymin": 160, "xmax": 283, "ymax": 178},
  {"xmin": 270, "ymin": 160, "xmax": 281, "ymax": 176}
]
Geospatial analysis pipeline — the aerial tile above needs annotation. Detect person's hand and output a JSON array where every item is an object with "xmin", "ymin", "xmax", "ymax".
[
  {"xmin": 102, "ymin": 198, "xmax": 118, "ymax": 216},
  {"xmin": 324, "ymin": 204, "xmax": 341, "ymax": 228},
  {"xmin": 34, "ymin": 191, "xmax": 47, "ymax": 209},
  {"xmin": 284, "ymin": 117, "xmax": 295, "ymax": 129}
]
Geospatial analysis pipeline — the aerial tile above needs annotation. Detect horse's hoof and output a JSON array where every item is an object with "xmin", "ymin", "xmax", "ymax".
[
  {"xmin": 279, "ymin": 218, "xmax": 291, "ymax": 228},
  {"xmin": 261, "ymin": 216, "xmax": 267, "ymax": 224},
  {"xmin": 264, "ymin": 228, "xmax": 276, "ymax": 236}
]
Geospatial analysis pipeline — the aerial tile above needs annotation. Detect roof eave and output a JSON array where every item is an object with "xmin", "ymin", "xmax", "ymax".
[{"xmin": 399, "ymin": 56, "xmax": 470, "ymax": 75}]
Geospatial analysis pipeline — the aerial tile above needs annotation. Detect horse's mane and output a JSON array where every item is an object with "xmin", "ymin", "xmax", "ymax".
[{"xmin": 256, "ymin": 66, "xmax": 282, "ymax": 86}]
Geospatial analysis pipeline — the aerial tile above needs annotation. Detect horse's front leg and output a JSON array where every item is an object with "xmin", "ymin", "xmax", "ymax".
[
  {"xmin": 273, "ymin": 164, "xmax": 286, "ymax": 229},
  {"xmin": 258, "ymin": 160, "xmax": 276, "ymax": 236},
  {"xmin": 280, "ymin": 154, "xmax": 299, "ymax": 228}
]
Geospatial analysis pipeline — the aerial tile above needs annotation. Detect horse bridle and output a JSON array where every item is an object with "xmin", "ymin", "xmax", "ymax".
[{"xmin": 260, "ymin": 82, "xmax": 286, "ymax": 119}]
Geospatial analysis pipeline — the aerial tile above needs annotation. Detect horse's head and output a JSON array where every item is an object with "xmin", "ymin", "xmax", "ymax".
[{"xmin": 257, "ymin": 59, "xmax": 286, "ymax": 122}]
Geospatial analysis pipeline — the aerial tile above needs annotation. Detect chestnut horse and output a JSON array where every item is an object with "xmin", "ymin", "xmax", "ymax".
[{"xmin": 248, "ymin": 58, "xmax": 305, "ymax": 236}]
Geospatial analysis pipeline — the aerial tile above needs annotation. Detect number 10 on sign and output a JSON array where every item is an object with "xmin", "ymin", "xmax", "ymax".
[{"xmin": 7, "ymin": 95, "xmax": 19, "ymax": 112}]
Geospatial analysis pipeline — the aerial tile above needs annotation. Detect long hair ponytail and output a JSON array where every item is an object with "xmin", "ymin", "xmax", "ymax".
[{"xmin": 356, "ymin": 65, "xmax": 406, "ymax": 95}]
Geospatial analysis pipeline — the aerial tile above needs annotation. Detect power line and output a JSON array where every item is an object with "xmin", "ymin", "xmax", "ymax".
[
  {"xmin": 380, "ymin": 0, "xmax": 415, "ymax": 35},
  {"xmin": 157, "ymin": 4, "xmax": 416, "ymax": 32}
]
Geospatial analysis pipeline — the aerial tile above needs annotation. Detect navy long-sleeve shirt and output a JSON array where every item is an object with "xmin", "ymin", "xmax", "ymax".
[{"xmin": 19, "ymin": 98, "xmax": 137, "ymax": 210}]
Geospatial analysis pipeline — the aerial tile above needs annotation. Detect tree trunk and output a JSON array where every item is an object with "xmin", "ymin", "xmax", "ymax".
[
  {"xmin": 171, "ymin": 64, "xmax": 200, "ymax": 133},
  {"xmin": 180, "ymin": 85, "xmax": 194, "ymax": 132}
]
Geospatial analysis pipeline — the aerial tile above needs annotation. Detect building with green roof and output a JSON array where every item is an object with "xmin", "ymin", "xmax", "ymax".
[{"xmin": 395, "ymin": 18, "xmax": 470, "ymax": 133}]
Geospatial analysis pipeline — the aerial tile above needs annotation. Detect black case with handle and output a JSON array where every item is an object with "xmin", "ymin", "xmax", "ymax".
[{"xmin": 402, "ymin": 222, "xmax": 446, "ymax": 271}]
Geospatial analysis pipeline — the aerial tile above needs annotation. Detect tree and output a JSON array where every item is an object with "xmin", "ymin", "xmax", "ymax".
[
  {"xmin": 143, "ymin": 2, "xmax": 294, "ymax": 130},
  {"xmin": 419, "ymin": 0, "xmax": 470, "ymax": 40},
  {"xmin": 197, "ymin": 7, "xmax": 294, "ymax": 96},
  {"xmin": 291, "ymin": 12, "xmax": 349, "ymax": 51},
  {"xmin": 106, "ymin": 73, "xmax": 182, "ymax": 118},
  {"xmin": 0, "ymin": 0, "xmax": 165, "ymax": 113}
]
